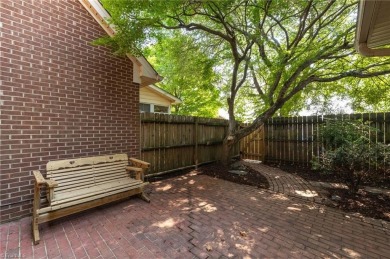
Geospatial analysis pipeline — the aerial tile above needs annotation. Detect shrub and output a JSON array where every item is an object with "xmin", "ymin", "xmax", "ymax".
[{"xmin": 313, "ymin": 119, "xmax": 389, "ymax": 193}]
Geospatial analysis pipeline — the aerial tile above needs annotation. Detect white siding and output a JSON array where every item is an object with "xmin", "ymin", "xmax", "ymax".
[{"xmin": 140, "ymin": 87, "xmax": 172, "ymax": 106}]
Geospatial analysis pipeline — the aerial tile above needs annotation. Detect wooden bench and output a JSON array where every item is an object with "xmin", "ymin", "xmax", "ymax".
[{"xmin": 32, "ymin": 154, "xmax": 150, "ymax": 245}]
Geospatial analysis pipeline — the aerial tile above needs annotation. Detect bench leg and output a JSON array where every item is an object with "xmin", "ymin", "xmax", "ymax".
[
  {"xmin": 32, "ymin": 217, "xmax": 40, "ymax": 245},
  {"xmin": 32, "ymin": 183, "xmax": 41, "ymax": 245},
  {"xmin": 138, "ymin": 192, "xmax": 150, "ymax": 203}
]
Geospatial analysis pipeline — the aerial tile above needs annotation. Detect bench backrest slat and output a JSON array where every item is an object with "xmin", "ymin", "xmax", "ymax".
[
  {"xmin": 48, "ymin": 162, "xmax": 126, "ymax": 179},
  {"xmin": 46, "ymin": 154, "xmax": 129, "ymax": 195},
  {"xmin": 47, "ymin": 167, "xmax": 95, "ymax": 180},
  {"xmin": 47, "ymin": 154, "xmax": 127, "ymax": 170}
]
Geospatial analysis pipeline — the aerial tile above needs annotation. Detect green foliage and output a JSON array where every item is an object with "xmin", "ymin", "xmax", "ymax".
[
  {"xmin": 313, "ymin": 119, "xmax": 389, "ymax": 193},
  {"xmin": 349, "ymin": 77, "xmax": 390, "ymax": 113},
  {"xmin": 289, "ymin": 77, "xmax": 390, "ymax": 116},
  {"xmin": 146, "ymin": 32, "xmax": 222, "ymax": 117},
  {"xmin": 99, "ymin": 0, "xmax": 390, "ymax": 145}
]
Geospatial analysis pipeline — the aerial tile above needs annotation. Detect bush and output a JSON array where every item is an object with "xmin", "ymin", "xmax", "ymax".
[{"xmin": 313, "ymin": 119, "xmax": 389, "ymax": 193}]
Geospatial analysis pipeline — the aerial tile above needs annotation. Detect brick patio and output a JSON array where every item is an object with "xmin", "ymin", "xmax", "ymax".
[{"xmin": 1, "ymin": 172, "xmax": 389, "ymax": 258}]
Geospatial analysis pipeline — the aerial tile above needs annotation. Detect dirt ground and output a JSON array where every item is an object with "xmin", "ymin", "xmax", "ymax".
[
  {"xmin": 196, "ymin": 163, "xmax": 270, "ymax": 189},
  {"xmin": 268, "ymin": 163, "xmax": 390, "ymax": 221}
]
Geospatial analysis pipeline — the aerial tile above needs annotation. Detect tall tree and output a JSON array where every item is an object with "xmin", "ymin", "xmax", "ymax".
[
  {"xmin": 294, "ymin": 77, "xmax": 390, "ymax": 115},
  {"xmin": 100, "ymin": 0, "xmax": 390, "ymax": 164},
  {"xmin": 234, "ymin": 75, "xmax": 390, "ymax": 118},
  {"xmin": 145, "ymin": 32, "xmax": 222, "ymax": 117}
]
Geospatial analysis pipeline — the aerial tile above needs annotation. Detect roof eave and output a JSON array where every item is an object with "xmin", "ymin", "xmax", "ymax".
[{"xmin": 355, "ymin": 0, "xmax": 390, "ymax": 57}]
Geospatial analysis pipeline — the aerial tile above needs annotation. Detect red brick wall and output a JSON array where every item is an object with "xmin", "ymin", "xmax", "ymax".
[{"xmin": 0, "ymin": 0, "xmax": 140, "ymax": 222}]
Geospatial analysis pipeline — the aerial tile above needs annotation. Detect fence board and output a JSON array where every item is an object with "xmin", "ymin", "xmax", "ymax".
[
  {"xmin": 140, "ymin": 113, "xmax": 237, "ymax": 175},
  {"xmin": 263, "ymin": 112, "xmax": 390, "ymax": 168},
  {"xmin": 141, "ymin": 112, "xmax": 389, "ymax": 175},
  {"xmin": 240, "ymin": 124, "xmax": 265, "ymax": 161}
]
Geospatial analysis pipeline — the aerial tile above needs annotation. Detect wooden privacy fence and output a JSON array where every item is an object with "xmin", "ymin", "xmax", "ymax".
[
  {"xmin": 240, "ymin": 125, "xmax": 265, "ymax": 161},
  {"xmin": 140, "ymin": 112, "xmax": 389, "ymax": 175},
  {"xmin": 264, "ymin": 112, "xmax": 390, "ymax": 166},
  {"xmin": 140, "ymin": 113, "xmax": 239, "ymax": 175}
]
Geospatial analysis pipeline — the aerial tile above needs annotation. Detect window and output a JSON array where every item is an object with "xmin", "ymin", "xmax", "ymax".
[
  {"xmin": 140, "ymin": 103, "xmax": 151, "ymax": 113},
  {"xmin": 140, "ymin": 103, "xmax": 170, "ymax": 113},
  {"xmin": 154, "ymin": 105, "xmax": 169, "ymax": 113}
]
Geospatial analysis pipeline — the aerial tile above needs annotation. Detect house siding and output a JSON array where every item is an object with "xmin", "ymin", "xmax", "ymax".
[
  {"xmin": 0, "ymin": 0, "xmax": 140, "ymax": 222},
  {"xmin": 140, "ymin": 87, "xmax": 172, "ymax": 107}
]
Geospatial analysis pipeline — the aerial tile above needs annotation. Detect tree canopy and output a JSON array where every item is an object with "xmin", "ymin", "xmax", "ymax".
[
  {"xmin": 145, "ymin": 32, "xmax": 222, "ymax": 118},
  {"xmin": 100, "ymin": 0, "xmax": 390, "ymax": 162}
]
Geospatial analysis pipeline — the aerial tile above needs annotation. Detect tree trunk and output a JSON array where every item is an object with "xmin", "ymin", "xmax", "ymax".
[
  {"xmin": 219, "ymin": 102, "xmax": 281, "ymax": 166},
  {"xmin": 220, "ymin": 134, "xmax": 236, "ymax": 166}
]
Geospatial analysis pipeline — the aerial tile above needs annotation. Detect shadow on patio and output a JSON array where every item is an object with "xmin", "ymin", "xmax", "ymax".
[{"xmin": 1, "ymin": 172, "xmax": 389, "ymax": 258}]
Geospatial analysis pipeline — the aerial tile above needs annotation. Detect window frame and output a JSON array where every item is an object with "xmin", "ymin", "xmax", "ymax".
[
  {"xmin": 140, "ymin": 103, "xmax": 152, "ymax": 113},
  {"xmin": 140, "ymin": 103, "xmax": 170, "ymax": 114}
]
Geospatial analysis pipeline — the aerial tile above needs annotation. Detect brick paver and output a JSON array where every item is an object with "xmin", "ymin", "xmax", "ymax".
[
  {"xmin": 1, "ymin": 172, "xmax": 389, "ymax": 258},
  {"xmin": 242, "ymin": 160, "xmax": 327, "ymax": 202},
  {"xmin": 242, "ymin": 160, "xmax": 390, "ymax": 203}
]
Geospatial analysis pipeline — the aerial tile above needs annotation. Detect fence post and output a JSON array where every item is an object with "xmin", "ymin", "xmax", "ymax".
[{"xmin": 194, "ymin": 117, "xmax": 198, "ymax": 169}]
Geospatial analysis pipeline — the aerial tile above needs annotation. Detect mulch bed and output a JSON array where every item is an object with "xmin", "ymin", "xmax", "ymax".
[
  {"xmin": 267, "ymin": 163, "xmax": 390, "ymax": 221},
  {"xmin": 196, "ymin": 163, "xmax": 270, "ymax": 189},
  {"xmin": 275, "ymin": 163, "xmax": 390, "ymax": 189},
  {"xmin": 325, "ymin": 188, "xmax": 390, "ymax": 221}
]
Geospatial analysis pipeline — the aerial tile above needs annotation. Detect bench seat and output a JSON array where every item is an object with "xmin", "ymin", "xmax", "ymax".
[{"xmin": 32, "ymin": 154, "xmax": 150, "ymax": 245}]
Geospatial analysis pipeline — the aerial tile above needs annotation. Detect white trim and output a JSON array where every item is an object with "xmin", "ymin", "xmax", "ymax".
[
  {"xmin": 88, "ymin": 0, "xmax": 113, "ymax": 26},
  {"xmin": 355, "ymin": 0, "xmax": 390, "ymax": 56},
  {"xmin": 79, "ymin": 0, "xmax": 163, "ymax": 84}
]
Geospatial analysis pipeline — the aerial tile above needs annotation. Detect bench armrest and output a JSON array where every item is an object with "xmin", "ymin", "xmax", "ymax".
[
  {"xmin": 129, "ymin": 158, "xmax": 150, "ymax": 169},
  {"xmin": 126, "ymin": 166, "xmax": 142, "ymax": 180},
  {"xmin": 33, "ymin": 170, "xmax": 58, "ymax": 204},
  {"xmin": 33, "ymin": 171, "xmax": 58, "ymax": 187}
]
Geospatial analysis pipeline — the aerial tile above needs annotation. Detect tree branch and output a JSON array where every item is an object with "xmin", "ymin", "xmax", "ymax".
[
  {"xmin": 237, "ymin": 66, "xmax": 390, "ymax": 141},
  {"xmin": 267, "ymin": 14, "xmax": 290, "ymax": 47},
  {"xmin": 235, "ymin": 58, "xmax": 250, "ymax": 92},
  {"xmin": 290, "ymin": 0, "xmax": 336, "ymax": 49},
  {"xmin": 250, "ymin": 66, "xmax": 267, "ymax": 102},
  {"xmin": 314, "ymin": 69, "xmax": 390, "ymax": 82},
  {"xmin": 157, "ymin": 21, "xmax": 232, "ymax": 42}
]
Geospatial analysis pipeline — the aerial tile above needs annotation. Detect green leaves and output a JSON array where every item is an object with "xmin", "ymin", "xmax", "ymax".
[
  {"xmin": 97, "ymin": 0, "xmax": 390, "ymax": 140},
  {"xmin": 146, "ymin": 32, "xmax": 222, "ymax": 117},
  {"xmin": 314, "ymin": 119, "xmax": 389, "ymax": 193}
]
